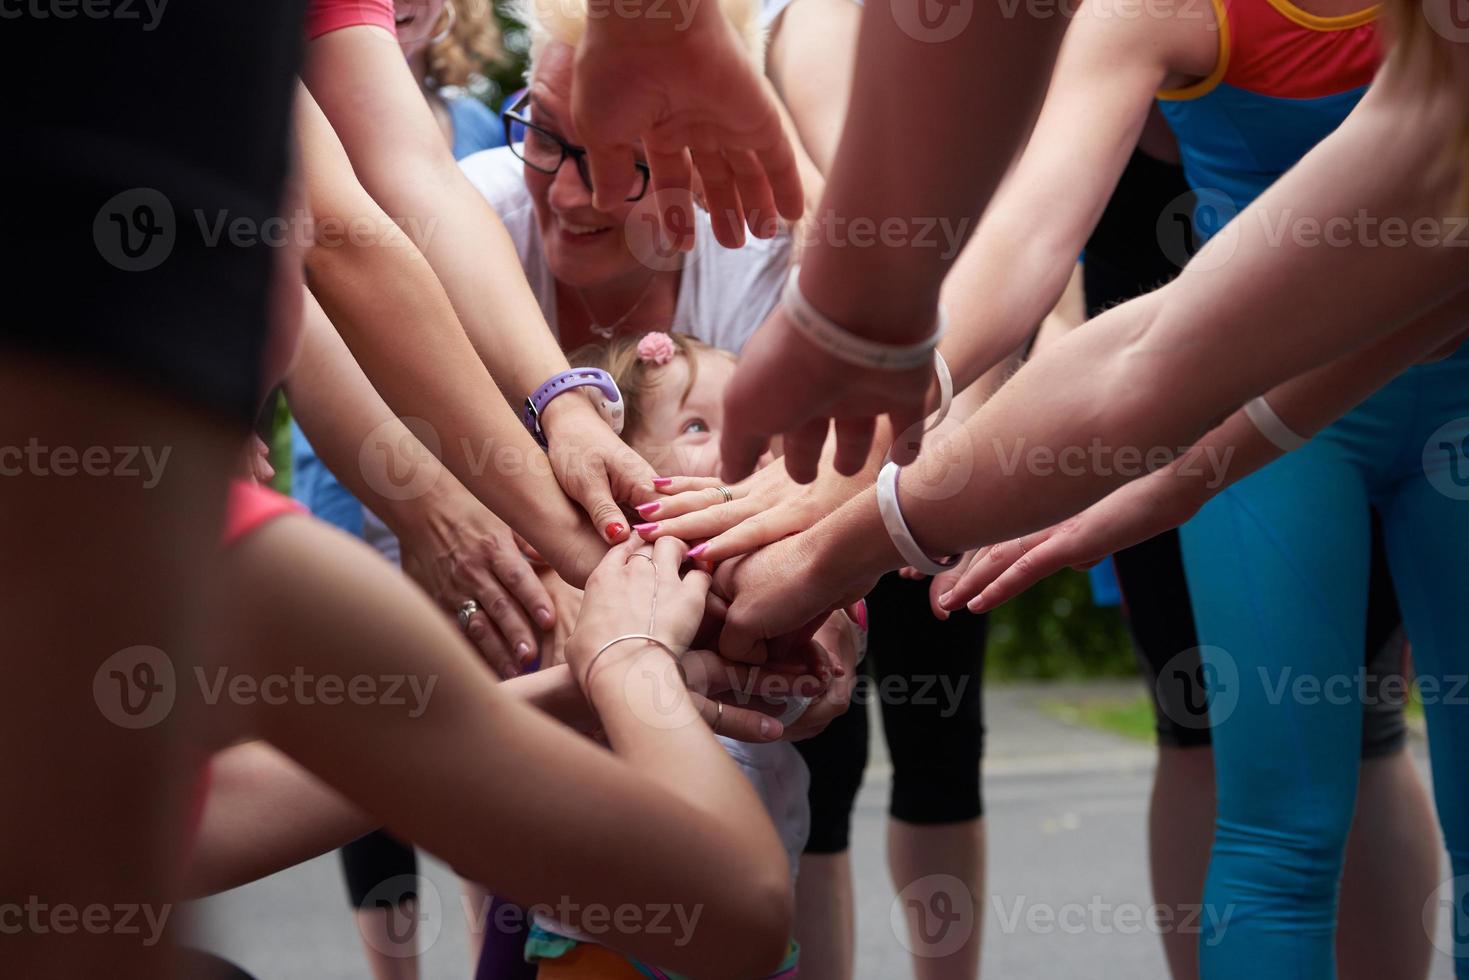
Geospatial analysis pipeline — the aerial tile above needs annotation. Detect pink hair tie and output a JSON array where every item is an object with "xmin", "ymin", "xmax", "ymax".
[{"xmin": 637, "ymin": 332, "xmax": 677, "ymax": 366}]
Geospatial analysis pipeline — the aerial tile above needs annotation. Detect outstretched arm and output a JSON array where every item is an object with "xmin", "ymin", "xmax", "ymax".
[
  {"xmin": 715, "ymin": 63, "xmax": 1469, "ymax": 655},
  {"xmin": 300, "ymin": 40, "xmax": 657, "ymax": 542}
]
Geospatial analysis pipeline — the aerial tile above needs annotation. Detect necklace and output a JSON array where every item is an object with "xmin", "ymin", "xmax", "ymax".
[{"xmin": 572, "ymin": 271, "xmax": 663, "ymax": 340}]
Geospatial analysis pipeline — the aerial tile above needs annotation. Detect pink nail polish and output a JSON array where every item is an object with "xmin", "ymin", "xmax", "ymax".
[
  {"xmin": 854, "ymin": 599, "xmax": 869, "ymax": 632},
  {"xmin": 687, "ymin": 543, "xmax": 709, "ymax": 559},
  {"xmin": 635, "ymin": 501, "xmax": 660, "ymax": 517},
  {"xmin": 633, "ymin": 522, "xmax": 659, "ymax": 535},
  {"xmin": 652, "ymin": 477, "xmax": 674, "ymax": 488}
]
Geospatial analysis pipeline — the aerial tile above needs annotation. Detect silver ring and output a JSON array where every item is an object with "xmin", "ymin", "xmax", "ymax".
[
  {"xmin": 625, "ymin": 553, "xmax": 656, "ymax": 567},
  {"xmin": 714, "ymin": 485, "xmax": 734, "ymax": 504},
  {"xmin": 457, "ymin": 600, "xmax": 480, "ymax": 632},
  {"xmin": 713, "ymin": 700, "xmax": 724, "ymax": 734}
]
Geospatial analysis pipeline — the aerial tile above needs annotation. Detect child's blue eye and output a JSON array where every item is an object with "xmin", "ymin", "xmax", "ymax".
[{"xmin": 681, "ymin": 419, "xmax": 710, "ymax": 435}]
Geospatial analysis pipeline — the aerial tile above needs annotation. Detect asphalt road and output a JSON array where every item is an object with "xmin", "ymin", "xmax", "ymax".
[{"xmin": 188, "ymin": 682, "xmax": 1459, "ymax": 979}]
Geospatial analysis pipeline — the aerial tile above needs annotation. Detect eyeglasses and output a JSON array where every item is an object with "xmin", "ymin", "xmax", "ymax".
[{"xmin": 501, "ymin": 92, "xmax": 651, "ymax": 203}]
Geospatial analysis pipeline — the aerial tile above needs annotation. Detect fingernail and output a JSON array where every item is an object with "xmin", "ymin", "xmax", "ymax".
[
  {"xmin": 759, "ymin": 717, "xmax": 776, "ymax": 738},
  {"xmin": 968, "ymin": 595, "xmax": 988, "ymax": 613},
  {"xmin": 652, "ymin": 477, "xmax": 674, "ymax": 488},
  {"xmin": 635, "ymin": 501, "xmax": 661, "ymax": 517},
  {"xmin": 515, "ymin": 642, "xmax": 532, "ymax": 660},
  {"xmin": 938, "ymin": 590, "xmax": 953, "ymax": 609},
  {"xmin": 535, "ymin": 607, "xmax": 554, "ymax": 628},
  {"xmin": 687, "ymin": 543, "xmax": 709, "ymax": 559},
  {"xmin": 605, "ymin": 522, "xmax": 626, "ymax": 541},
  {"xmin": 633, "ymin": 522, "xmax": 659, "ymax": 535},
  {"xmin": 854, "ymin": 599, "xmax": 869, "ymax": 632}
]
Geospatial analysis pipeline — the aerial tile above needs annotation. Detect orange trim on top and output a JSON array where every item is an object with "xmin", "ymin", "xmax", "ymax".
[
  {"xmin": 1262, "ymin": 0, "xmax": 1379, "ymax": 30},
  {"xmin": 1157, "ymin": 0, "xmax": 1232, "ymax": 101}
]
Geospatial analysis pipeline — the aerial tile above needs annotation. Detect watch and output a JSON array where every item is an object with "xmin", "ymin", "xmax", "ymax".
[{"xmin": 522, "ymin": 368, "xmax": 625, "ymax": 448}]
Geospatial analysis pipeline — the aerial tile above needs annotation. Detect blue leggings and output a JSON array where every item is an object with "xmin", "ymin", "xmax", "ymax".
[{"xmin": 1179, "ymin": 350, "xmax": 1469, "ymax": 979}]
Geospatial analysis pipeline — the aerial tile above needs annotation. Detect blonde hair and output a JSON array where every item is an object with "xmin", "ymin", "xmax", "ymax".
[
  {"xmin": 568, "ymin": 332, "xmax": 731, "ymax": 439},
  {"xmin": 506, "ymin": 0, "xmax": 767, "ymax": 78},
  {"xmin": 424, "ymin": 0, "xmax": 505, "ymax": 89}
]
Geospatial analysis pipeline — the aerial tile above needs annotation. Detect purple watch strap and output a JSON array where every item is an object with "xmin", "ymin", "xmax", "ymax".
[{"xmin": 522, "ymin": 368, "xmax": 622, "ymax": 445}]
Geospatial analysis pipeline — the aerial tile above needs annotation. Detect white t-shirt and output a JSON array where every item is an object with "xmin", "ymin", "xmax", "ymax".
[{"xmin": 458, "ymin": 146, "xmax": 792, "ymax": 355}]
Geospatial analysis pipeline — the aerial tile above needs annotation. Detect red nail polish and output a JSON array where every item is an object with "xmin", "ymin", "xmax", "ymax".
[
  {"xmin": 687, "ymin": 543, "xmax": 709, "ymax": 559},
  {"xmin": 652, "ymin": 477, "xmax": 674, "ymax": 488},
  {"xmin": 635, "ymin": 501, "xmax": 660, "ymax": 517},
  {"xmin": 633, "ymin": 522, "xmax": 659, "ymax": 535},
  {"xmin": 605, "ymin": 522, "xmax": 626, "ymax": 541}
]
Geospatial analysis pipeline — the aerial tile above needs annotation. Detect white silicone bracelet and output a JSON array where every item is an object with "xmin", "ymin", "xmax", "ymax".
[
  {"xmin": 783, "ymin": 266, "xmax": 944, "ymax": 371},
  {"xmin": 1244, "ymin": 395, "xmax": 1308, "ymax": 452},
  {"xmin": 925, "ymin": 350, "xmax": 954, "ymax": 433},
  {"xmin": 876, "ymin": 461, "xmax": 959, "ymax": 576}
]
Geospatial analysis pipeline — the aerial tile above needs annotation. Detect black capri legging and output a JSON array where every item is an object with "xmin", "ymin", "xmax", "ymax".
[
  {"xmin": 340, "ymin": 831, "xmax": 418, "ymax": 909},
  {"xmin": 796, "ymin": 573, "xmax": 987, "ymax": 855}
]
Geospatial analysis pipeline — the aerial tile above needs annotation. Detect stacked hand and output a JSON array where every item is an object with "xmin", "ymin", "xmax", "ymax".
[
  {"xmin": 541, "ymin": 395, "xmax": 660, "ymax": 545},
  {"xmin": 571, "ymin": 9, "xmax": 804, "ymax": 248},
  {"xmin": 721, "ymin": 306, "xmax": 937, "ymax": 483}
]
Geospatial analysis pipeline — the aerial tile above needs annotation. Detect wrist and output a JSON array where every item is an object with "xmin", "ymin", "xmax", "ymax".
[
  {"xmin": 812, "ymin": 488, "xmax": 903, "ymax": 587},
  {"xmin": 537, "ymin": 386, "xmax": 603, "ymax": 441},
  {"xmin": 799, "ymin": 237, "xmax": 942, "ymax": 345}
]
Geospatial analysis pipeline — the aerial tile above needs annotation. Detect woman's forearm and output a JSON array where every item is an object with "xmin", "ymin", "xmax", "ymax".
[{"xmin": 284, "ymin": 294, "xmax": 603, "ymax": 585}]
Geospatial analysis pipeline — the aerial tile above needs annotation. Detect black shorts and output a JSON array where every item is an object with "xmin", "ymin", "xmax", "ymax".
[
  {"xmin": 796, "ymin": 573, "xmax": 987, "ymax": 855},
  {"xmin": 0, "ymin": 2, "xmax": 305, "ymax": 426},
  {"xmin": 1085, "ymin": 150, "xmax": 1407, "ymax": 759}
]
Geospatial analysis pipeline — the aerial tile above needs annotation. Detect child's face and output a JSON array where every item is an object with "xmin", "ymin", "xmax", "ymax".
[{"xmin": 627, "ymin": 349, "xmax": 735, "ymax": 479}]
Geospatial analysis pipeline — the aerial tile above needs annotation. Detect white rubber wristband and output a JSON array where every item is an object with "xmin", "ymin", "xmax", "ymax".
[
  {"xmin": 783, "ymin": 266, "xmax": 944, "ymax": 371},
  {"xmin": 924, "ymin": 350, "xmax": 954, "ymax": 433},
  {"xmin": 876, "ymin": 461, "xmax": 959, "ymax": 576},
  {"xmin": 1244, "ymin": 395, "xmax": 1308, "ymax": 452}
]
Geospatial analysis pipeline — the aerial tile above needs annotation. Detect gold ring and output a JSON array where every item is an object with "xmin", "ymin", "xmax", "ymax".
[{"xmin": 713, "ymin": 700, "xmax": 724, "ymax": 734}]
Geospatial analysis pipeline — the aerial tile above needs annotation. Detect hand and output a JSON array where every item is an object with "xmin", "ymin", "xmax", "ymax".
[
  {"xmin": 541, "ymin": 394, "xmax": 659, "ymax": 545},
  {"xmin": 568, "ymin": 536, "xmax": 711, "ymax": 687},
  {"xmin": 635, "ymin": 454, "xmax": 872, "ymax": 563},
  {"xmin": 935, "ymin": 468, "xmax": 1205, "ymax": 615},
  {"xmin": 242, "ymin": 434, "xmax": 276, "ymax": 484},
  {"xmin": 712, "ymin": 529, "xmax": 880, "ymax": 665},
  {"xmin": 774, "ymin": 615, "xmax": 859, "ymax": 742},
  {"xmin": 720, "ymin": 305, "xmax": 937, "ymax": 483},
  {"xmin": 533, "ymin": 569, "xmax": 584, "ymax": 670},
  {"xmin": 399, "ymin": 490, "xmax": 556, "ymax": 679},
  {"xmin": 571, "ymin": 7, "xmax": 803, "ymax": 248}
]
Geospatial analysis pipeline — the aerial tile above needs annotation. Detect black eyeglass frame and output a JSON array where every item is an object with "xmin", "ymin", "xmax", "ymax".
[{"xmin": 501, "ymin": 92, "xmax": 652, "ymax": 203}]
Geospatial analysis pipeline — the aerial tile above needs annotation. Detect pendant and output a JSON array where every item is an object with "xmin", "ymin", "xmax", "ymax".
[{"xmin": 589, "ymin": 321, "xmax": 616, "ymax": 340}]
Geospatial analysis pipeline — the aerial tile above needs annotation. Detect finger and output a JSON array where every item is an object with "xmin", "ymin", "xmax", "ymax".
[
  {"xmin": 643, "ymin": 499, "xmax": 760, "ymax": 545},
  {"xmin": 611, "ymin": 446, "xmax": 661, "ymax": 506},
  {"xmin": 465, "ymin": 569, "xmax": 539, "ymax": 673},
  {"xmin": 645, "ymin": 145, "xmax": 698, "ymax": 253},
  {"xmin": 691, "ymin": 511, "xmax": 788, "ymax": 563},
  {"xmin": 459, "ymin": 602, "xmax": 520, "ymax": 680},
  {"xmin": 782, "ymin": 417, "xmax": 831, "ymax": 485},
  {"xmin": 651, "ymin": 475, "xmax": 723, "ymax": 496},
  {"xmin": 640, "ymin": 484, "xmax": 750, "ymax": 522},
  {"xmin": 651, "ymin": 534, "xmax": 688, "ymax": 581},
  {"xmin": 689, "ymin": 142, "xmax": 746, "ymax": 249},
  {"xmin": 584, "ymin": 142, "xmax": 640, "ymax": 213},
  {"xmin": 691, "ymin": 692, "xmax": 782, "ymax": 743},
  {"xmin": 649, "ymin": 490, "xmax": 758, "ymax": 528},
  {"xmin": 969, "ymin": 537, "xmax": 1072, "ymax": 612},
  {"xmin": 888, "ymin": 405, "xmax": 929, "ymax": 467},
  {"xmin": 493, "ymin": 551, "xmax": 557, "ymax": 633},
  {"xmin": 725, "ymin": 146, "xmax": 779, "ymax": 240},
  {"xmin": 753, "ymin": 123, "xmax": 805, "ymax": 222},
  {"xmin": 935, "ymin": 542, "xmax": 1014, "ymax": 612},
  {"xmin": 718, "ymin": 613, "xmax": 768, "ymax": 665},
  {"xmin": 831, "ymin": 417, "xmax": 875, "ymax": 477},
  {"xmin": 569, "ymin": 465, "xmax": 632, "ymax": 544}
]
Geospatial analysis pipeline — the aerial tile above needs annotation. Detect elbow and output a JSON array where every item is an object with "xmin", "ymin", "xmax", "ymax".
[{"xmin": 666, "ymin": 864, "xmax": 792, "ymax": 980}]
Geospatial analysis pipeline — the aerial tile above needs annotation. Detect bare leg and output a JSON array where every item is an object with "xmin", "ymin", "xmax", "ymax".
[
  {"xmin": 353, "ymin": 906, "xmax": 421, "ymax": 980},
  {"xmin": 1149, "ymin": 747, "xmax": 1216, "ymax": 980},
  {"xmin": 0, "ymin": 359, "xmax": 235, "ymax": 979},
  {"xmin": 889, "ymin": 818, "xmax": 985, "ymax": 980},
  {"xmin": 1337, "ymin": 749, "xmax": 1439, "ymax": 980},
  {"xmin": 794, "ymin": 852, "xmax": 856, "ymax": 980}
]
